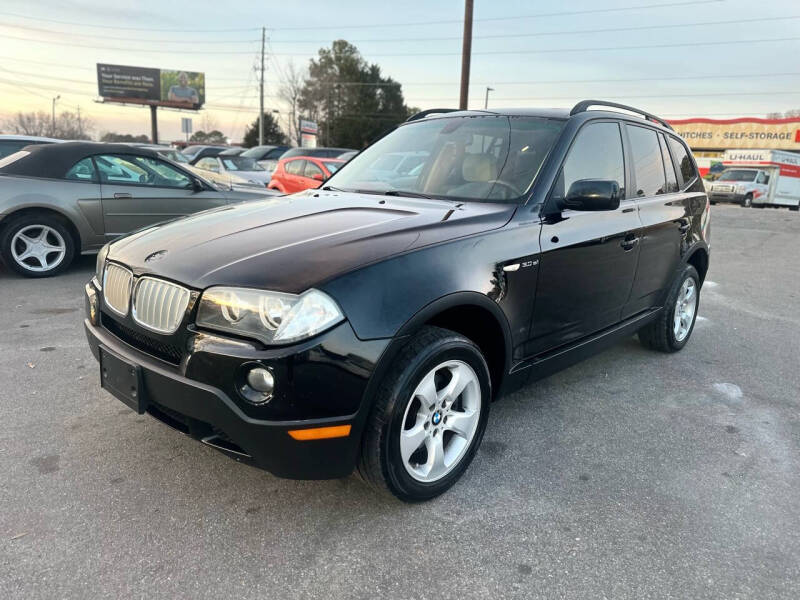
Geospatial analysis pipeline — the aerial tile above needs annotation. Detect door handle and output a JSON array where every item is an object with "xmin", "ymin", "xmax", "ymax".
[
  {"xmin": 621, "ymin": 236, "xmax": 640, "ymax": 250},
  {"xmin": 113, "ymin": 192, "xmax": 132, "ymax": 199}
]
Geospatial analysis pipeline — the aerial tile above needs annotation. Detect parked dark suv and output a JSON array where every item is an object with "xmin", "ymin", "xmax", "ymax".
[{"xmin": 84, "ymin": 101, "xmax": 710, "ymax": 501}]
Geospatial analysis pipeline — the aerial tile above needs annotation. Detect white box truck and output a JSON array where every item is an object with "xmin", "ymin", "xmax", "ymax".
[{"xmin": 707, "ymin": 149, "xmax": 800, "ymax": 210}]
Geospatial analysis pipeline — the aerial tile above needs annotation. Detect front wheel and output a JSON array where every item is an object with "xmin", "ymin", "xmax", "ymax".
[
  {"xmin": 743, "ymin": 194, "xmax": 753, "ymax": 208},
  {"xmin": 0, "ymin": 214, "xmax": 75, "ymax": 278},
  {"xmin": 638, "ymin": 264, "xmax": 700, "ymax": 353},
  {"xmin": 358, "ymin": 326, "xmax": 491, "ymax": 502}
]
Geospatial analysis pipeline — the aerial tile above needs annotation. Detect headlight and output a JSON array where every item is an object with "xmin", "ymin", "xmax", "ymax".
[
  {"xmin": 95, "ymin": 243, "xmax": 110, "ymax": 286},
  {"xmin": 195, "ymin": 287, "xmax": 344, "ymax": 345}
]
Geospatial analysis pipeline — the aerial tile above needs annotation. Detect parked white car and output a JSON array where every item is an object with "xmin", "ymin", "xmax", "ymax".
[
  {"xmin": 0, "ymin": 134, "xmax": 62, "ymax": 159},
  {"xmin": 192, "ymin": 155, "xmax": 271, "ymax": 187}
]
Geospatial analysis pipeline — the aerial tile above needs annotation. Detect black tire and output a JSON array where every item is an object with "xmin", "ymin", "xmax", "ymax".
[
  {"xmin": 709, "ymin": 200, "xmax": 717, "ymax": 205},
  {"xmin": 358, "ymin": 326, "xmax": 491, "ymax": 502},
  {"xmin": 0, "ymin": 213, "xmax": 75, "ymax": 278},
  {"xmin": 790, "ymin": 205, "xmax": 799, "ymax": 212},
  {"xmin": 638, "ymin": 264, "xmax": 700, "ymax": 353},
  {"xmin": 743, "ymin": 194, "xmax": 753, "ymax": 208}
]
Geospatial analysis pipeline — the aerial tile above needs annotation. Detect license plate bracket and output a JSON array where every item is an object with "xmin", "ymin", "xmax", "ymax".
[{"xmin": 99, "ymin": 345, "xmax": 146, "ymax": 414}]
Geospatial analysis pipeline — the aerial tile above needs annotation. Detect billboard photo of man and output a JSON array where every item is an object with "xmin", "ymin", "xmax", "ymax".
[{"xmin": 161, "ymin": 70, "xmax": 205, "ymax": 107}]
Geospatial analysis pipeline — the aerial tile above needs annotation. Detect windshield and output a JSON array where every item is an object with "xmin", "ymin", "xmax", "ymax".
[
  {"xmin": 241, "ymin": 146, "xmax": 270, "ymax": 159},
  {"xmin": 325, "ymin": 116, "xmax": 564, "ymax": 202},
  {"xmin": 158, "ymin": 149, "xmax": 189, "ymax": 163},
  {"xmin": 718, "ymin": 169, "xmax": 757, "ymax": 182},
  {"xmin": 221, "ymin": 156, "xmax": 263, "ymax": 171}
]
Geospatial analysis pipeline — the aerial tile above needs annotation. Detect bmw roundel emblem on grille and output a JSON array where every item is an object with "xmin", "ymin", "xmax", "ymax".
[{"xmin": 145, "ymin": 250, "xmax": 168, "ymax": 263}]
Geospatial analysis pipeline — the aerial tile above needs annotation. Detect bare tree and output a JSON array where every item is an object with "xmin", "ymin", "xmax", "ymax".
[
  {"xmin": 278, "ymin": 60, "xmax": 307, "ymax": 146},
  {"xmin": 766, "ymin": 109, "xmax": 800, "ymax": 118},
  {"xmin": 4, "ymin": 111, "xmax": 51, "ymax": 136},
  {"xmin": 200, "ymin": 112, "xmax": 220, "ymax": 134},
  {"xmin": 3, "ymin": 110, "xmax": 93, "ymax": 139}
]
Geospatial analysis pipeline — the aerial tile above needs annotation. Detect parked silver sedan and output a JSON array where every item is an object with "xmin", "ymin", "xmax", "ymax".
[{"xmin": 0, "ymin": 142, "xmax": 273, "ymax": 277}]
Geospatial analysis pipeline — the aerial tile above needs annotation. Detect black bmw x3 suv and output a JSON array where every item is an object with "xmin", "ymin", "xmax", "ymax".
[{"xmin": 85, "ymin": 101, "xmax": 710, "ymax": 501}]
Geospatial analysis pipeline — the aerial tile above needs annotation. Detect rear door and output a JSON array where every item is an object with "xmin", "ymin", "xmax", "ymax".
[
  {"xmin": 95, "ymin": 153, "xmax": 227, "ymax": 238},
  {"xmin": 527, "ymin": 120, "xmax": 642, "ymax": 356},
  {"xmin": 622, "ymin": 125, "xmax": 686, "ymax": 317},
  {"xmin": 283, "ymin": 159, "xmax": 306, "ymax": 193}
]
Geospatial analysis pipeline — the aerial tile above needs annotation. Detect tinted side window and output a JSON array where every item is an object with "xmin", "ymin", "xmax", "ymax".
[
  {"xmin": 627, "ymin": 125, "xmax": 666, "ymax": 196},
  {"xmin": 65, "ymin": 158, "xmax": 96, "ymax": 181},
  {"xmin": 304, "ymin": 161, "xmax": 323, "ymax": 179},
  {"xmin": 658, "ymin": 134, "xmax": 679, "ymax": 193},
  {"xmin": 285, "ymin": 159, "xmax": 304, "ymax": 175},
  {"xmin": 96, "ymin": 154, "xmax": 191, "ymax": 188},
  {"xmin": 555, "ymin": 122, "xmax": 625, "ymax": 202},
  {"xmin": 667, "ymin": 136, "xmax": 698, "ymax": 187}
]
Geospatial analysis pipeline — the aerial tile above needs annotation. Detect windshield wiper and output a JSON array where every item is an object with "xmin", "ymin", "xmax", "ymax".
[
  {"xmin": 321, "ymin": 185, "xmax": 346, "ymax": 192},
  {"xmin": 382, "ymin": 190, "xmax": 433, "ymax": 199}
]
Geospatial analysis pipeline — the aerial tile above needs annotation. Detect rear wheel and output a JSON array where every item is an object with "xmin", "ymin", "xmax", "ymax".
[
  {"xmin": 638, "ymin": 264, "xmax": 700, "ymax": 353},
  {"xmin": 358, "ymin": 326, "xmax": 491, "ymax": 502},
  {"xmin": 0, "ymin": 214, "xmax": 75, "ymax": 278},
  {"xmin": 790, "ymin": 205, "xmax": 799, "ymax": 212}
]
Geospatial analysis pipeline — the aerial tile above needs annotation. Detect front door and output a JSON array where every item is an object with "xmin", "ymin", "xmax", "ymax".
[
  {"xmin": 95, "ymin": 153, "xmax": 228, "ymax": 238},
  {"xmin": 526, "ymin": 120, "xmax": 641, "ymax": 356}
]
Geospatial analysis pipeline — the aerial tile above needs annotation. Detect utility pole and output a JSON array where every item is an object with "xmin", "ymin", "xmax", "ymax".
[
  {"xmin": 259, "ymin": 26, "xmax": 265, "ymax": 146},
  {"xmin": 484, "ymin": 87, "xmax": 494, "ymax": 109},
  {"xmin": 51, "ymin": 95, "xmax": 60, "ymax": 136},
  {"xmin": 459, "ymin": 0, "xmax": 473, "ymax": 110}
]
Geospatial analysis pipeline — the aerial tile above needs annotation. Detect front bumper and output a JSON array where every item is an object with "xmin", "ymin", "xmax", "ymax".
[
  {"xmin": 84, "ymin": 282, "xmax": 390, "ymax": 479},
  {"xmin": 709, "ymin": 191, "xmax": 747, "ymax": 205}
]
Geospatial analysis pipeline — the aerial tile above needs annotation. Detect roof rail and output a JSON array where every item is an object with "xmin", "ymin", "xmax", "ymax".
[
  {"xmin": 406, "ymin": 108, "xmax": 460, "ymax": 122},
  {"xmin": 570, "ymin": 100, "xmax": 673, "ymax": 130}
]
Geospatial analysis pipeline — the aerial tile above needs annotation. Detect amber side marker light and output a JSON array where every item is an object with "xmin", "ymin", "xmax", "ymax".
[{"xmin": 288, "ymin": 424, "xmax": 351, "ymax": 441}]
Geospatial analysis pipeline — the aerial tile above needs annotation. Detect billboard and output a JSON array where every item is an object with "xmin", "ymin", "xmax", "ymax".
[
  {"xmin": 669, "ymin": 117, "xmax": 800, "ymax": 151},
  {"xmin": 97, "ymin": 64, "xmax": 205, "ymax": 109}
]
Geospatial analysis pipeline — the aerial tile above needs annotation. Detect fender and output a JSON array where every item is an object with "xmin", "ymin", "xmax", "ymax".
[{"xmin": 355, "ymin": 290, "xmax": 514, "ymax": 435}]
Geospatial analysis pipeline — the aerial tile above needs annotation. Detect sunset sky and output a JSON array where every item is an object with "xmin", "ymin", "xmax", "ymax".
[{"xmin": 1, "ymin": 0, "xmax": 798, "ymax": 143}]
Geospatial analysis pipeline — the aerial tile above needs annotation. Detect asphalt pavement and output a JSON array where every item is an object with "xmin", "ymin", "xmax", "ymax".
[{"xmin": 1, "ymin": 204, "xmax": 799, "ymax": 599}]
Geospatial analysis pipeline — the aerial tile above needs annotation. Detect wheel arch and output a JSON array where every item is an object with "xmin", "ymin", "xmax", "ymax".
[
  {"xmin": 374, "ymin": 292, "xmax": 512, "ymax": 402},
  {"xmin": 685, "ymin": 244, "xmax": 709, "ymax": 285},
  {"xmin": 0, "ymin": 205, "xmax": 82, "ymax": 246}
]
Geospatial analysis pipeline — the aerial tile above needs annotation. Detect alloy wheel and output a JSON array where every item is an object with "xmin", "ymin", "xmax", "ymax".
[
  {"xmin": 399, "ymin": 360, "xmax": 482, "ymax": 483},
  {"xmin": 10, "ymin": 225, "xmax": 67, "ymax": 273},
  {"xmin": 673, "ymin": 277, "xmax": 697, "ymax": 342}
]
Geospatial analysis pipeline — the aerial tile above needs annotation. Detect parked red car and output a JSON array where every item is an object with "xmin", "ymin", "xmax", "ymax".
[{"xmin": 267, "ymin": 156, "xmax": 345, "ymax": 194}]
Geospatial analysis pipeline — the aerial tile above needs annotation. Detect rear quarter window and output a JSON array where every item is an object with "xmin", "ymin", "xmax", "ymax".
[{"xmin": 667, "ymin": 136, "xmax": 698, "ymax": 188}]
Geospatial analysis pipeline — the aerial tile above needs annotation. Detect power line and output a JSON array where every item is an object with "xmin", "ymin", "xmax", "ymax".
[
  {"xmin": 265, "ymin": 14, "xmax": 800, "ymax": 44},
  {"xmin": 269, "ymin": 35, "xmax": 800, "ymax": 57},
  {"xmin": 0, "ymin": 32, "xmax": 259, "ymax": 54},
  {"xmin": 266, "ymin": 0, "xmax": 723, "ymax": 30},
  {"xmin": 0, "ymin": 11, "xmax": 259, "ymax": 32},
  {"xmin": 0, "ymin": 1, "xmax": 722, "ymax": 35},
  {"xmin": 0, "ymin": 22, "xmax": 261, "ymax": 44}
]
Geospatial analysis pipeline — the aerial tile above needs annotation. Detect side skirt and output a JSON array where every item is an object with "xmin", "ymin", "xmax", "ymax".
[{"xmin": 510, "ymin": 307, "xmax": 662, "ymax": 385}]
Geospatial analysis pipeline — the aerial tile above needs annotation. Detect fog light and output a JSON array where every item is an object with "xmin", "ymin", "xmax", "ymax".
[
  {"xmin": 240, "ymin": 366, "xmax": 274, "ymax": 405},
  {"xmin": 247, "ymin": 367, "xmax": 274, "ymax": 394}
]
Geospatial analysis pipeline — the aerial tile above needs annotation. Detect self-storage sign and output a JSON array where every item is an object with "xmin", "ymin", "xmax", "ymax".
[{"xmin": 668, "ymin": 117, "xmax": 800, "ymax": 151}]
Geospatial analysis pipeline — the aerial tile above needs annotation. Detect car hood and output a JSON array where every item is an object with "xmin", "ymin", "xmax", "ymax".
[{"xmin": 107, "ymin": 190, "xmax": 516, "ymax": 293}]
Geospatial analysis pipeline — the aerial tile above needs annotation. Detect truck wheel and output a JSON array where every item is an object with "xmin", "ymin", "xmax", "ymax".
[
  {"xmin": 638, "ymin": 264, "xmax": 700, "ymax": 353},
  {"xmin": 0, "ymin": 213, "xmax": 75, "ymax": 278},
  {"xmin": 358, "ymin": 326, "xmax": 491, "ymax": 502},
  {"xmin": 743, "ymin": 194, "xmax": 753, "ymax": 208},
  {"xmin": 790, "ymin": 205, "xmax": 799, "ymax": 212}
]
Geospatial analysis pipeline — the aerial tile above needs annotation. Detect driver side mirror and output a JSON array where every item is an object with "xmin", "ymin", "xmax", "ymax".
[
  {"xmin": 311, "ymin": 173, "xmax": 325, "ymax": 182},
  {"xmin": 560, "ymin": 179, "xmax": 620, "ymax": 211},
  {"xmin": 191, "ymin": 177, "xmax": 205, "ymax": 193}
]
